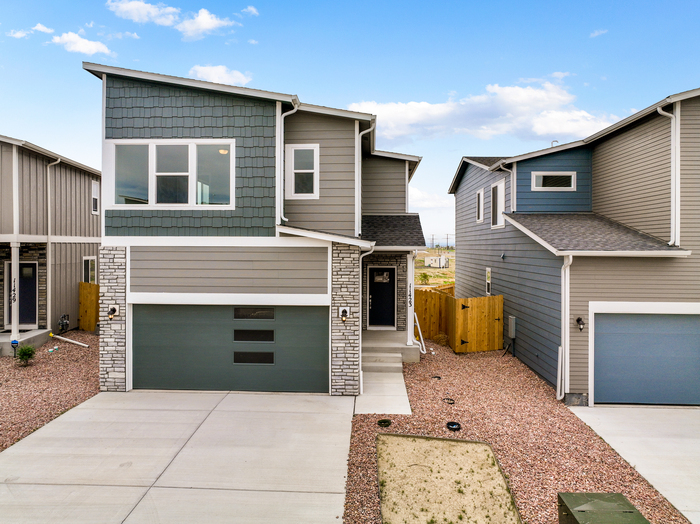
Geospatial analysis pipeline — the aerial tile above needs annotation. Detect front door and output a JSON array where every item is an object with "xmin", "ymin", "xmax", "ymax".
[
  {"xmin": 368, "ymin": 267, "xmax": 396, "ymax": 328},
  {"xmin": 5, "ymin": 262, "xmax": 38, "ymax": 328}
]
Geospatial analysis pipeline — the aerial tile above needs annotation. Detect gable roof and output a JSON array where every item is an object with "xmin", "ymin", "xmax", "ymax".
[
  {"xmin": 448, "ymin": 156, "xmax": 508, "ymax": 194},
  {"xmin": 504, "ymin": 213, "xmax": 691, "ymax": 257},
  {"xmin": 0, "ymin": 134, "xmax": 100, "ymax": 176},
  {"xmin": 362, "ymin": 214, "xmax": 426, "ymax": 249}
]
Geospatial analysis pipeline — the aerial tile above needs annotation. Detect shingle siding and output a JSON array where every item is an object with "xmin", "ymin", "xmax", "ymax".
[{"xmin": 104, "ymin": 75, "xmax": 276, "ymax": 237}]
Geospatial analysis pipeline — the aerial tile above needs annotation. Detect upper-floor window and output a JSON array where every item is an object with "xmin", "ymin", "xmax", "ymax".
[
  {"xmin": 112, "ymin": 139, "xmax": 235, "ymax": 208},
  {"xmin": 491, "ymin": 179, "xmax": 505, "ymax": 228},
  {"xmin": 476, "ymin": 188, "xmax": 484, "ymax": 223},
  {"xmin": 285, "ymin": 144, "xmax": 320, "ymax": 200},
  {"xmin": 91, "ymin": 180, "xmax": 100, "ymax": 215},
  {"xmin": 531, "ymin": 171, "xmax": 576, "ymax": 191}
]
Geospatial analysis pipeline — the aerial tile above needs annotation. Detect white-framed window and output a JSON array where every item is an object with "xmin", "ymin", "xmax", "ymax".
[
  {"xmin": 485, "ymin": 267, "xmax": 492, "ymax": 296},
  {"xmin": 531, "ymin": 171, "xmax": 576, "ymax": 191},
  {"xmin": 82, "ymin": 256, "xmax": 96, "ymax": 284},
  {"xmin": 110, "ymin": 139, "xmax": 235, "ymax": 209},
  {"xmin": 491, "ymin": 179, "xmax": 505, "ymax": 228},
  {"xmin": 91, "ymin": 180, "xmax": 100, "ymax": 215},
  {"xmin": 476, "ymin": 188, "xmax": 484, "ymax": 223},
  {"xmin": 285, "ymin": 144, "xmax": 320, "ymax": 200}
]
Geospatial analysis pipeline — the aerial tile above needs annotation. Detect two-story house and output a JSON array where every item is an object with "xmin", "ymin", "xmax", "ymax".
[
  {"xmin": 0, "ymin": 134, "xmax": 101, "ymax": 355},
  {"xmin": 449, "ymin": 88, "xmax": 700, "ymax": 406},
  {"xmin": 83, "ymin": 63, "xmax": 425, "ymax": 395}
]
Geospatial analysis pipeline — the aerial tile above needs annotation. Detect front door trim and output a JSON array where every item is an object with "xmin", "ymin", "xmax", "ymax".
[
  {"xmin": 366, "ymin": 265, "xmax": 397, "ymax": 330},
  {"xmin": 3, "ymin": 260, "xmax": 39, "ymax": 330}
]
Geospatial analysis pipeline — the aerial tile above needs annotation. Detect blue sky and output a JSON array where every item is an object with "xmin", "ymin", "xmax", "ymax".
[{"xmin": 2, "ymin": 0, "xmax": 700, "ymax": 243}]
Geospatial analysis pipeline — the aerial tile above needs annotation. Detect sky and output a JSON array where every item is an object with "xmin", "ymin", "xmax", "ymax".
[{"xmin": 2, "ymin": 0, "xmax": 700, "ymax": 244}]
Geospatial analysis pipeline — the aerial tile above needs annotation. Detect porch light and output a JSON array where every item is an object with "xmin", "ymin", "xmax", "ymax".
[
  {"xmin": 108, "ymin": 307, "xmax": 117, "ymax": 320},
  {"xmin": 576, "ymin": 317, "xmax": 585, "ymax": 332},
  {"xmin": 340, "ymin": 308, "xmax": 348, "ymax": 323}
]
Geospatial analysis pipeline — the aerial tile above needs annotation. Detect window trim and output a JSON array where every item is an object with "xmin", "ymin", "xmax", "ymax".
[
  {"xmin": 476, "ymin": 188, "xmax": 484, "ymax": 223},
  {"xmin": 285, "ymin": 144, "xmax": 320, "ymax": 200},
  {"xmin": 91, "ymin": 180, "xmax": 100, "ymax": 215},
  {"xmin": 491, "ymin": 179, "xmax": 506, "ymax": 229},
  {"xmin": 485, "ymin": 267, "xmax": 492, "ymax": 296},
  {"xmin": 531, "ymin": 171, "xmax": 577, "ymax": 192},
  {"xmin": 82, "ymin": 256, "xmax": 97, "ymax": 284},
  {"xmin": 108, "ymin": 138, "xmax": 236, "ymax": 210}
]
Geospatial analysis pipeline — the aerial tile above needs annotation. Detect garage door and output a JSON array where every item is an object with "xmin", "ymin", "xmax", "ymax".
[
  {"xmin": 132, "ymin": 305, "xmax": 329, "ymax": 392},
  {"xmin": 595, "ymin": 313, "xmax": 700, "ymax": 405}
]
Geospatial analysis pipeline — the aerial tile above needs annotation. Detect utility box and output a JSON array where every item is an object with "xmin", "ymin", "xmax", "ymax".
[
  {"xmin": 508, "ymin": 316, "xmax": 516, "ymax": 339},
  {"xmin": 558, "ymin": 493, "xmax": 650, "ymax": 524}
]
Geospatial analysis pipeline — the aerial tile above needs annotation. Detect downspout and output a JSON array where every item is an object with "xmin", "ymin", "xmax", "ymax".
[
  {"xmin": 46, "ymin": 158, "xmax": 61, "ymax": 332},
  {"xmin": 358, "ymin": 243, "xmax": 376, "ymax": 395},
  {"xmin": 355, "ymin": 119, "xmax": 376, "ymax": 237},
  {"xmin": 279, "ymin": 97, "xmax": 301, "ymax": 223},
  {"xmin": 498, "ymin": 162, "xmax": 516, "ymax": 212},
  {"xmin": 657, "ymin": 106, "xmax": 680, "ymax": 246},
  {"xmin": 557, "ymin": 255, "xmax": 573, "ymax": 401}
]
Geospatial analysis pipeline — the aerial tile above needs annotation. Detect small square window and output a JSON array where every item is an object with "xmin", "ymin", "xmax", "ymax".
[
  {"xmin": 531, "ymin": 171, "xmax": 576, "ymax": 191},
  {"xmin": 285, "ymin": 144, "xmax": 320, "ymax": 199}
]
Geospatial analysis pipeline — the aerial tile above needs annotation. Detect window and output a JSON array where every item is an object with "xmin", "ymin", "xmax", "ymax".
[
  {"xmin": 91, "ymin": 180, "xmax": 100, "ymax": 215},
  {"xmin": 491, "ymin": 179, "xmax": 505, "ymax": 228},
  {"xmin": 234, "ymin": 330, "xmax": 275, "ymax": 342},
  {"xmin": 234, "ymin": 351, "xmax": 275, "ymax": 364},
  {"xmin": 476, "ymin": 189, "xmax": 484, "ymax": 223},
  {"xmin": 485, "ymin": 267, "xmax": 492, "ymax": 296},
  {"xmin": 531, "ymin": 171, "xmax": 576, "ymax": 191},
  {"xmin": 111, "ymin": 139, "xmax": 235, "ymax": 208},
  {"xmin": 285, "ymin": 144, "xmax": 320, "ymax": 199},
  {"xmin": 234, "ymin": 307, "xmax": 275, "ymax": 320},
  {"xmin": 83, "ymin": 256, "xmax": 96, "ymax": 284}
]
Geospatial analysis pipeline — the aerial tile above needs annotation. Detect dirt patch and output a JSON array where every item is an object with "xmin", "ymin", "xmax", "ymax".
[
  {"xmin": 0, "ymin": 331, "xmax": 99, "ymax": 452},
  {"xmin": 377, "ymin": 434, "xmax": 519, "ymax": 524}
]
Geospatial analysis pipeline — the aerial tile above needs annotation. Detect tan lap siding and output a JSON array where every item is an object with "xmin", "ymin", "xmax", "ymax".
[{"xmin": 362, "ymin": 156, "xmax": 406, "ymax": 214}]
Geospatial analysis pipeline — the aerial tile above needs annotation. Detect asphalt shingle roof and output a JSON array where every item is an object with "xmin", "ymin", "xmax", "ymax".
[
  {"xmin": 362, "ymin": 214, "xmax": 426, "ymax": 247},
  {"xmin": 463, "ymin": 156, "xmax": 508, "ymax": 169}
]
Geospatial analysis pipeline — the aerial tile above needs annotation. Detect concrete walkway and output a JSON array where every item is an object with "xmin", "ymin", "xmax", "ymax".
[
  {"xmin": 355, "ymin": 371, "xmax": 412, "ymax": 415},
  {"xmin": 570, "ymin": 406, "xmax": 700, "ymax": 524},
  {"xmin": 0, "ymin": 391, "xmax": 354, "ymax": 523}
]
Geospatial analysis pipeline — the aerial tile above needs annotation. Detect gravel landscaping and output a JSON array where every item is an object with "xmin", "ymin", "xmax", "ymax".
[
  {"xmin": 344, "ymin": 340, "xmax": 689, "ymax": 524},
  {"xmin": 0, "ymin": 331, "xmax": 99, "ymax": 452}
]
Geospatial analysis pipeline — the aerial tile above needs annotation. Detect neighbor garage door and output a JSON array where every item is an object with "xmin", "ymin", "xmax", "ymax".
[
  {"xmin": 594, "ymin": 313, "xmax": 700, "ymax": 405},
  {"xmin": 132, "ymin": 305, "xmax": 328, "ymax": 392}
]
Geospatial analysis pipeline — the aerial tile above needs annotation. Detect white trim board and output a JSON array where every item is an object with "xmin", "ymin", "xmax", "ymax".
[
  {"xmin": 0, "ymin": 235, "xmax": 101, "ymax": 244},
  {"xmin": 127, "ymin": 292, "xmax": 331, "ymax": 306},
  {"xmin": 102, "ymin": 235, "xmax": 330, "ymax": 247},
  {"xmin": 277, "ymin": 225, "xmax": 374, "ymax": 248}
]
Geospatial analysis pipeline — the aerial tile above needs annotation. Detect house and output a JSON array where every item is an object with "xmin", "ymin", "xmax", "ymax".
[
  {"xmin": 0, "ymin": 134, "xmax": 101, "ymax": 355},
  {"xmin": 449, "ymin": 88, "xmax": 700, "ymax": 406},
  {"xmin": 83, "ymin": 62, "xmax": 426, "ymax": 395},
  {"xmin": 425, "ymin": 255, "xmax": 449, "ymax": 268}
]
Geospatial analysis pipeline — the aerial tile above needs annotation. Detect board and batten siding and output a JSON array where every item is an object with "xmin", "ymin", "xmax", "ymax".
[
  {"xmin": 0, "ymin": 142, "xmax": 13, "ymax": 234},
  {"xmin": 129, "ymin": 246, "xmax": 328, "ymax": 294},
  {"xmin": 283, "ymin": 111, "xmax": 355, "ymax": 236},
  {"xmin": 362, "ymin": 156, "xmax": 406, "ymax": 214},
  {"xmin": 104, "ymin": 75, "xmax": 276, "ymax": 237},
  {"xmin": 51, "ymin": 242, "xmax": 99, "ymax": 332},
  {"xmin": 455, "ymin": 163, "xmax": 562, "ymax": 385},
  {"xmin": 516, "ymin": 148, "xmax": 592, "ymax": 213},
  {"xmin": 592, "ymin": 112, "xmax": 671, "ymax": 241}
]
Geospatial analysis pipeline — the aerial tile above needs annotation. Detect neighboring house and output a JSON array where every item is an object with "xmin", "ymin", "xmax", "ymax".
[
  {"xmin": 83, "ymin": 62, "xmax": 426, "ymax": 395},
  {"xmin": 449, "ymin": 88, "xmax": 700, "ymax": 406},
  {"xmin": 0, "ymin": 134, "xmax": 101, "ymax": 356}
]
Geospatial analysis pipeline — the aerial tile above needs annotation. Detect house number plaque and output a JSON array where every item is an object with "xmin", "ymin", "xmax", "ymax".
[{"xmin": 11, "ymin": 278, "xmax": 17, "ymax": 304}]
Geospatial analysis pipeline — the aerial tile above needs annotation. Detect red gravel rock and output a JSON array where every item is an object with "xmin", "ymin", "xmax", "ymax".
[
  {"xmin": 0, "ymin": 331, "xmax": 99, "ymax": 452},
  {"xmin": 344, "ymin": 340, "xmax": 689, "ymax": 524}
]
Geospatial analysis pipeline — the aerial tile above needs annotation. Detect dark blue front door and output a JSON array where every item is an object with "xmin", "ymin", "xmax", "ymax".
[{"xmin": 7, "ymin": 262, "xmax": 38, "ymax": 326}]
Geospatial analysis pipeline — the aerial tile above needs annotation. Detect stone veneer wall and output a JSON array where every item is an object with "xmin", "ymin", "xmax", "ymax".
[
  {"xmin": 330, "ymin": 242, "xmax": 361, "ymax": 395},
  {"xmin": 362, "ymin": 252, "xmax": 408, "ymax": 331},
  {"xmin": 0, "ymin": 244, "xmax": 47, "ymax": 329},
  {"xmin": 99, "ymin": 246, "xmax": 127, "ymax": 391}
]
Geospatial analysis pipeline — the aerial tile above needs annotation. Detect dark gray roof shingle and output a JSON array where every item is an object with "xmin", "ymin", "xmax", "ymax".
[
  {"xmin": 506, "ymin": 213, "xmax": 685, "ymax": 253},
  {"xmin": 362, "ymin": 214, "xmax": 426, "ymax": 247},
  {"xmin": 463, "ymin": 157, "xmax": 508, "ymax": 169}
]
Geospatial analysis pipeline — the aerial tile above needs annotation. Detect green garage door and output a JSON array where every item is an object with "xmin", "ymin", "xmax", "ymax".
[{"xmin": 133, "ymin": 305, "xmax": 329, "ymax": 392}]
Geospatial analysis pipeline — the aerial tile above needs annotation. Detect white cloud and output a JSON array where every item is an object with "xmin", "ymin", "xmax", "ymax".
[
  {"xmin": 551, "ymin": 71, "xmax": 571, "ymax": 80},
  {"xmin": 106, "ymin": 0, "xmax": 180, "ymax": 26},
  {"xmin": 590, "ymin": 29, "xmax": 608, "ymax": 38},
  {"xmin": 349, "ymin": 79, "xmax": 618, "ymax": 143},
  {"xmin": 7, "ymin": 29, "xmax": 31, "ymax": 38},
  {"xmin": 86, "ymin": 21, "xmax": 95, "ymax": 27},
  {"xmin": 409, "ymin": 187, "xmax": 454, "ymax": 209},
  {"xmin": 78, "ymin": 28, "xmax": 86, "ymax": 35},
  {"xmin": 248, "ymin": 39, "xmax": 258, "ymax": 44},
  {"xmin": 109, "ymin": 31, "xmax": 140, "ymax": 39},
  {"xmin": 242, "ymin": 6, "xmax": 259, "ymax": 16},
  {"xmin": 51, "ymin": 32, "xmax": 115, "ymax": 56},
  {"xmin": 189, "ymin": 65, "xmax": 252, "ymax": 86},
  {"xmin": 32, "ymin": 23, "xmax": 54, "ymax": 34},
  {"xmin": 175, "ymin": 9, "xmax": 238, "ymax": 40}
]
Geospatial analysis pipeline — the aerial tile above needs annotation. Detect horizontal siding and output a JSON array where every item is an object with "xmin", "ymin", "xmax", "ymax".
[
  {"xmin": 362, "ymin": 156, "xmax": 406, "ymax": 214},
  {"xmin": 455, "ymin": 164, "xmax": 561, "ymax": 385},
  {"xmin": 130, "ymin": 246, "xmax": 328, "ymax": 294},
  {"xmin": 516, "ymin": 148, "xmax": 592, "ymax": 213},
  {"xmin": 0, "ymin": 143, "xmax": 12, "ymax": 234},
  {"xmin": 284, "ymin": 111, "xmax": 355, "ymax": 236},
  {"xmin": 51, "ymin": 243, "xmax": 99, "ymax": 331},
  {"xmin": 592, "ymin": 113, "xmax": 671, "ymax": 240}
]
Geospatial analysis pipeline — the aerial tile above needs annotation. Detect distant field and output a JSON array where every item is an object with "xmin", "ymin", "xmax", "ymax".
[{"xmin": 415, "ymin": 248, "xmax": 455, "ymax": 286}]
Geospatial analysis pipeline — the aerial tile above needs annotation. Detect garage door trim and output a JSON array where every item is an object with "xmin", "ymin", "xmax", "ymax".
[{"xmin": 588, "ymin": 301, "xmax": 700, "ymax": 406}]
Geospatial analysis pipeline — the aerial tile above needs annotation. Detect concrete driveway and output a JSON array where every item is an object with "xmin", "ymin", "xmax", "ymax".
[
  {"xmin": 570, "ymin": 406, "xmax": 700, "ymax": 524},
  {"xmin": 0, "ymin": 391, "xmax": 354, "ymax": 523}
]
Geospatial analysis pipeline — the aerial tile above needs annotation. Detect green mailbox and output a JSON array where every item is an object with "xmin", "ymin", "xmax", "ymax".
[{"xmin": 558, "ymin": 493, "xmax": 650, "ymax": 524}]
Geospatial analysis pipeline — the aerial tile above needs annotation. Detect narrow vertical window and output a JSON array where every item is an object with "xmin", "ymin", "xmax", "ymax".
[
  {"xmin": 83, "ymin": 256, "xmax": 96, "ymax": 284},
  {"xmin": 91, "ymin": 180, "xmax": 100, "ymax": 215},
  {"xmin": 476, "ymin": 189, "xmax": 484, "ymax": 223},
  {"xmin": 491, "ymin": 179, "xmax": 505, "ymax": 228},
  {"xmin": 197, "ymin": 145, "xmax": 231, "ymax": 205}
]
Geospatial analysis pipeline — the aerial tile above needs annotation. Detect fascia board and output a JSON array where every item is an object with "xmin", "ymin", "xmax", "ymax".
[
  {"xmin": 298, "ymin": 103, "xmax": 374, "ymax": 121},
  {"xmin": 277, "ymin": 225, "xmax": 374, "ymax": 248},
  {"xmin": 1, "ymin": 134, "xmax": 101, "ymax": 176},
  {"xmin": 373, "ymin": 150, "xmax": 422, "ymax": 163},
  {"xmin": 557, "ymin": 250, "xmax": 692, "ymax": 257},
  {"xmin": 372, "ymin": 245, "xmax": 428, "ymax": 251}
]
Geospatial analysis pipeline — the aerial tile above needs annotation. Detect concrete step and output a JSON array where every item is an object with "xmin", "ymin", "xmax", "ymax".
[
  {"xmin": 362, "ymin": 352, "xmax": 403, "ymax": 364},
  {"xmin": 362, "ymin": 361, "xmax": 404, "ymax": 373},
  {"xmin": 363, "ymin": 345, "xmax": 421, "ymax": 363}
]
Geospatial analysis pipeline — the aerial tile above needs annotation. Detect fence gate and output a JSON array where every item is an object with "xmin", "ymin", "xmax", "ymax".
[{"xmin": 79, "ymin": 282, "xmax": 100, "ymax": 331}]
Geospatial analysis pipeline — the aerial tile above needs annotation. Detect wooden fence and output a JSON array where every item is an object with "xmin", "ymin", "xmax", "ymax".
[
  {"xmin": 415, "ymin": 288, "xmax": 503, "ymax": 353},
  {"xmin": 79, "ymin": 282, "xmax": 100, "ymax": 332}
]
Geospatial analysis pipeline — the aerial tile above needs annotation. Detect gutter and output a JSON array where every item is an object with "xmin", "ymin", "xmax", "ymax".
[
  {"xmin": 355, "ymin": 119, "xmax": 376, "ymax": 237},
  {"xmin": 656, "ymin": 105, "xmax": 681, "ymax": 246},
  {"xmin": 557, "ymin": 255, "xmax": 573, "ymax": 401},
  {"xmin": 498, "ymin": 162, "xmax": 516, "ymax": 212},
  {"xmin": 47, "ymin": 157, "xmax": 61, "ymax": 331},
  {"xmin": 277, "ymin": 97, "xmax": 301, "ymax": 224}
]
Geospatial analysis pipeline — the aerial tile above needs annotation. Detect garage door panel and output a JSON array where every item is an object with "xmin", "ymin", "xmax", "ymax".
[{"xmin": 595, "ymin": 313, "xmax": 700, "ymax": 405}]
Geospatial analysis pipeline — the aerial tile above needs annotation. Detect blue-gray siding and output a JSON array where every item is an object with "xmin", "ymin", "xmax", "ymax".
[
  {"xmin": 104, "ymin": 75, "xmax": 276, "ymax": 236},
  {"xmin": 455, "ymin": 163, "xmax": 561, "ymax": 385},
  {"xmin": 516, "ymin": 148, "xmax": 592, "ymax": 213}
]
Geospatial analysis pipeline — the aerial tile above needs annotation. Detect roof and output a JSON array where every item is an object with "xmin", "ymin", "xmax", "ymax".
[
  {"xmin": 277, "ymin": 225, "xmax": 374, "ymax": 248},
  {"xmin": 362, "ymin": 214, "xmax": 426, "ymax": 248},
  {"xmin": 504, "ymin": 213, "xmax": 691, "ymax": 257},
  {"xmin": 0, "ymin": 134, "xmax": 101, "ymax": 176},
  {"xmin": 448, "ymin": 156, "xmax": 508, "ymax": 194}
]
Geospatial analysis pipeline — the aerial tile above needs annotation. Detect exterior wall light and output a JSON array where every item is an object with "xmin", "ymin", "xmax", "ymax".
[
  {"xmin": 576, "ymin": 317, "xmax": 585, "ymax": 332},
  {"xmin": 339, "ymin": 307, "xmax": 348, "ymax": 323},
  {"xmin": 108, "ymin": 307, "xmax": 117, "ymax": 320}
]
